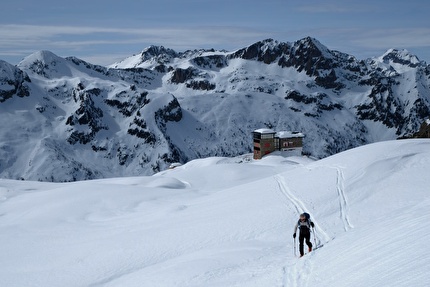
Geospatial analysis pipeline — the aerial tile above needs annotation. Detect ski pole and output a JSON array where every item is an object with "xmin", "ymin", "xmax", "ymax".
[
  {"xmin": 293, "ymin": 237, "xmax": 296, "ymax": 256},
  {"xmin": 312, "ymin": 226, "xmax": 317, "ymax": 248}
]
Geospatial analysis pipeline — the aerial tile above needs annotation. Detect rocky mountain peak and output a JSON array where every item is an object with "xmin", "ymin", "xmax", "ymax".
[
  {"xmin": 0, "ymin": 60, "xmax": 31, "ymax": 102},
  {"xmin": 17, "ymin": 50, "xmax": 72, "ymax": 79},
  {"xmin": 18, "ymin": 50, "xmax": 63, "ymax": 67},
  {"xmin": 110, "ymin": 45, "xmax": 179, "ymax": 69},
  {"xmin": 229, "ymin": 38, "xmax": 290, "ymax": 64},
  {"xmin": 140, "ymin": 45, "xmax": 178, "ymax": 61},
  {"xmin": 293, "ymin": 36, "xmax": 331, "ymax": 56},
  {"xmin": 380, "ymin": 48, "xmax": 421, "ymax": 67}
]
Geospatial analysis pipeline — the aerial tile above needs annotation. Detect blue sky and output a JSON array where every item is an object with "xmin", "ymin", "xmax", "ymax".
[{"xmin": 1, "ymin": 0, "xmax": 430, "ymax": 66}]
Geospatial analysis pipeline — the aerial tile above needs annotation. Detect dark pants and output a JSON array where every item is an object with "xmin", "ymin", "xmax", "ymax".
[{"xmin": 299, "ymin": 228, "xmax": 312, "ymax": 256}]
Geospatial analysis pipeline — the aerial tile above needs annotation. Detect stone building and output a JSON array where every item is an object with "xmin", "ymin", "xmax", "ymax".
[{"xmin": 253, "ymin": 129, "xmax": 304, "ymax": 159}]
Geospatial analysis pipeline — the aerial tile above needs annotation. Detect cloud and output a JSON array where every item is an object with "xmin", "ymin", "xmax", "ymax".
[
  {"xmin": 1, "ymin": 24, "xmax": 430, "ymax": 65},
  {"xmin": 349, "ymin": 28, "xmax": 430, "ymax": 49},
  {"xmin": 0, "ymin": 24, "xmax": 264, "ymax": 49},
  {"xmin": 0, "ymin": 24, "xmax": 267, "ymax": 64},
  {"xmin": 296, "ymin": 1, "xmax": 370, "ymax": 13}
]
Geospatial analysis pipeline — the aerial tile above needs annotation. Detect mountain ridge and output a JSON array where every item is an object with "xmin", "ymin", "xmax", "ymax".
[{"xmin": 1, "ymin": 37, "xmax": 429, "ymax": 181}]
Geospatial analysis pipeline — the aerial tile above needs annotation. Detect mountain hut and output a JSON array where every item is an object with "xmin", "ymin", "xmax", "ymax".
[{"xmin": 253, "ymin": 129, "xmax": 304, "ymax": 159}]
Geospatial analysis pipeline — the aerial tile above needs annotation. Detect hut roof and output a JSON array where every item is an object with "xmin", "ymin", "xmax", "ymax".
[
  {"xmin": 253, "ymin": 128, "xmax": 276, "ymax": 134},
  {"xmin": 276, "ymin": 131, "xmax": 305, "ymax": 138}
]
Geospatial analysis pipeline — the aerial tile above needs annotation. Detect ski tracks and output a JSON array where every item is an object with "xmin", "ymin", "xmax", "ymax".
[
  {"xmin": 274, "ymin": 175, "xmax": 326, "ymax": 287},
  {"xmin": 333, "ymin": 166, "xmax": 354, "ymax": 231},
  {"xmin": 275, "ymin": 166, "xmax": 354, "ymax": 287},
  {"xmin": 282, "ymin": 258, "xmax": 312, "ymax": 287},
  {"xmin": 274, "ymin": 174, "xmax": 307, "ymax": 215},
  {"xmin": 274, "ymin": 175, "xmax": 330, "ymax": 243}
]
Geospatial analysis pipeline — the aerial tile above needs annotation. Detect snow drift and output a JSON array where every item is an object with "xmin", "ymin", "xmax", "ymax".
[{"xmin": 0, "ymin": 139, "xmax": 429, "ymax": 286}]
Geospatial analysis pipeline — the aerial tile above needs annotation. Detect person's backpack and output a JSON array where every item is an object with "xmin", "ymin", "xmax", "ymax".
[
  {"xmin": 298, "ymin": 212, "xmax": 311, "ymax": 229},
  {"xmin": 302, "ymin": 212, "xmax": 310, "ymax": 220}
]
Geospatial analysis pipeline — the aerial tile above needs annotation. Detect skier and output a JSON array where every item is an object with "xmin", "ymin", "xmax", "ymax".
[{"xmin": 293, "ymin": 213, "xmax": 315, "ymax": 257}]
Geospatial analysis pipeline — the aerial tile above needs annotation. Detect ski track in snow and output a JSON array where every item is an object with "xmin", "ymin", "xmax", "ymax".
[
  {"xmin": 274, "ymin": 175, "xmax": 320, "ymax": 287},
  {"xmin": 281, "ymin": 248, "xmax": 313, "ymax": 287},
  {"xmin": 274, "ymin": 175, "xmax": 306, "ymax": 215},
  {"xmin": 332, "ymin": 166, "xmax": 354, "ymax": 231},
  {"xmin": 274, "ymin": 174, "xmax": 330, "ymax": 244}
]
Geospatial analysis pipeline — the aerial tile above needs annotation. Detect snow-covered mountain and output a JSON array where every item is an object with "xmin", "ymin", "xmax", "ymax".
[
  {"xmin": 1, "ymin": 37, "xmax": 430, "ymax": 181},
  {"xmin": 0, "ymin": 139, "xmax": 429, "ymax": 286}
]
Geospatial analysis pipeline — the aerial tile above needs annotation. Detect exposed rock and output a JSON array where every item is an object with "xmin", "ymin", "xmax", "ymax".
[
  {"xmin": 170, "ymin": 67, "xmax": 198, "ymax": 84},
  {"xmin": 193, "ymin": 55, "xmax": 228, "ymax": 69},
  {"xmin": 186, "ymin": 80, "xmax": 216, "ymax": 90},
  {"xmin": 66, "ymin": 87, "xmax": 107, "ymax": 144},
  {"xmin": 0, "ymin": 61, "xmax": 31, "ymax": 102},
  {"xmin": 414, "ymin": 119, "xmax": 430, "ymax": 138}
]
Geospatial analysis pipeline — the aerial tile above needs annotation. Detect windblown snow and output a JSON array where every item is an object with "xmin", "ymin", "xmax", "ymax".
[{"xmin": 0, "ymin": 139, "xmax": 429, "ymax": 286}]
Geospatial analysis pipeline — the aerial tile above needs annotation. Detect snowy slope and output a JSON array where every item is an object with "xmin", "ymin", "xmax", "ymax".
[{"xmin": 0, "ymin": 139, "xmax": 429, "ymax": 286}]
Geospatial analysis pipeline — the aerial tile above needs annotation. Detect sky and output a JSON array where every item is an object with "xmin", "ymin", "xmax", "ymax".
[{"xmin": 1, "ymin": 0, "xmax": 430, "ymax": 66}]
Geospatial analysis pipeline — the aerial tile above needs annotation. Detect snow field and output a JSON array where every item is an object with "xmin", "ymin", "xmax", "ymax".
[{"xmin": 0, "ymin": 139, "xmax": 429, "ymax": 286}]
